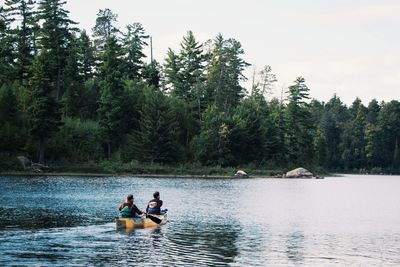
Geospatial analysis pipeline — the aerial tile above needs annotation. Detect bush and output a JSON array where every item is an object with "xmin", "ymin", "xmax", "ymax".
[{"xmin": 47, "ymin": 117, "xmax": 104, "ymax": 162}]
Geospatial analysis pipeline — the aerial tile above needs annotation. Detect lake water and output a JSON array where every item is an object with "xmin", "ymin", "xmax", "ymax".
[{"xmin": 1, "ymin": 174, "xmax": 400, "ymax": 266}]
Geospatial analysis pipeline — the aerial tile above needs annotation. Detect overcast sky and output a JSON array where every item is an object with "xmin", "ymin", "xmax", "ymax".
[{"xmin": 3, "ymin": 0, "xmax": 399, "ymax": 105}]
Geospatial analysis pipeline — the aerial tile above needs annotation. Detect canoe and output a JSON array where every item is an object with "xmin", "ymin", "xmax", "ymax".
[{"xmin": 115, "ymin": 214, "xmax": 168, "ymax": 230}]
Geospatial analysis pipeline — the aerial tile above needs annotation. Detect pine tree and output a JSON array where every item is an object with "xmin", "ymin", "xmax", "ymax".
[
  {"xmin": 97, "ymin": 36, "xmax": 124, "ymax": 157},
  {"xmin": 205, "ymin": 34, "xmax": 249, "ymax": 113},
  {"xmin": 285, "ymin": 77, "xmax": 314, "ymax": 164},
  {"xmin": 92, "ymin": 8, "xmax": 119, "ymax": 57},
  {"xmin": 121, "ymin": 23, "xmax": 148, "ymax": 80},
  {"xmin": 37, "ymin": 0, "xmax": 77, "ymax": 100},
  {"xmin": 28, "ymin": 51, "xmax": 62, "ymax": 164},
  {"xmin": 0, "ymin": 84, "xmax": 24, "ymax": 153},
  {"xmin": 125, "ymin": 87, "xmax": 183, "ymax": 163},
  {"xmin": 76, "ymin": 30, "xmax": 95, "ymax": 81},
  {"xmin": 0, "ymin": 5, "xmax": 16, "ymax": 85},
  {"xmin": 4, "ymin": 0, "xmax": 37, "ymax": 85}
]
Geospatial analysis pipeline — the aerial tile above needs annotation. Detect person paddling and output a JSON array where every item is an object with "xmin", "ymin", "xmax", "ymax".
[
  {"xmin": 146, "ymin": 191, "xmax": 163, "ymax": 215},
  {"xmin": 119, "ymin": 194, "xmax": 144, "ymax": 218}
]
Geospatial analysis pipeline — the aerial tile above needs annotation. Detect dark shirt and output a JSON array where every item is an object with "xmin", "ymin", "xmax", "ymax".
[{"xmin": 146, "ymin": 198, "xmax": 163, "ymax": 214}]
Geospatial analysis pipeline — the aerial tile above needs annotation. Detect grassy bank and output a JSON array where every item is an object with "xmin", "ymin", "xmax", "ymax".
[{"xmin": 0, "ymin": 157, "xmax": 293, "ymax": 177}]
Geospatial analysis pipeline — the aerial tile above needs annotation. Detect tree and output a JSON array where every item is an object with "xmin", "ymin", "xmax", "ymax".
[
  {"xmin": 285, "ymin": 77, "xmax": 314, "ymax": 164},
  {"xmin": 76, "ymin": 30, "xmax": 95, "ymax": 81},
  {"xmin": 192, "ymin": 105, "xmax": 233, "ymax": 166},
  {"xmin": 37, "ymin": 0, "xmax": 77, "ymax": 100},
  {"xmin": 252, "ymin": 65, "xmax": 277, "ymax": 99},
  {"xmin": 97, "ymin": 36, "xmax": 124, "ymax": 158},
  {"xmin": 92, "ymin": 8, "xmax": 119, "ymax": 56},
  {"xmin": 4, "ymin": 0, "xmax": 37, "ymax": 85},
  {"xmin": 230, "ymin": 96, "xmax": 269, "ymax": 165},
  {"xmin": 62, "ymin": 35, "xmax": 82, "ymax": 117},
  {"xmin": 319, "ymin": 94, "xmax": 348, "ymax": 169},
  {"xmin": 124, "ymin": 87, "xmax": 183, "ymax": 164},
  {"xmin": 374, "ymin": 101, "xmax": 400, "ymax": 170},
  {"xmin": 205, "ymin": 34, "xmax": 250, "ymax": 113},
  {"xmin": 0, "ymin": 84, "xmax": 25, "ymax": 153},
  {"xmin": 165, "ymin": 31, "xmax": 205, "ymax": 101},
  {"xmin": 340, "ymin": 98, "xmax": 367, "ymax": 170},
  {"xmin": 142, "ymin": 60, "xmax": 162, "ymax": 88},
  {"xmin": 0, "ymin": 5, "xmax": 16, "ymax": 85},
  {"xmin": 121, "ymin": 23, "xmax": 148, "ymax": 80},
  {"xmin": 27, "ymin": 51, "xmax": 62, "ymax": 164}
]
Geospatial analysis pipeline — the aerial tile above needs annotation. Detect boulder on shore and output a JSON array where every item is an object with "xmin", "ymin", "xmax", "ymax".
[
  {"xmin": 17, "ymin": 156, "xmax": 31, "ymax": 169},
  {"xmin": 285, "ymin": 167, "xmax": 314, "ymax": 178},
  {"xmin": 234, "ymin": 170, "xmax": 249, "ymax": 178}
]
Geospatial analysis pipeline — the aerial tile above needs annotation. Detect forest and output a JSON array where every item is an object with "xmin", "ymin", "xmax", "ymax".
[{"xmin": 1, "ymin": 0, "xmax": 399, "ymax": 174}]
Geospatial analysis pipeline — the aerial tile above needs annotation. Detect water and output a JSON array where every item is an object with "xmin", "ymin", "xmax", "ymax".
[{"xmin": 1, "ymin": 175, "xmax": 400, "ymax": 266}]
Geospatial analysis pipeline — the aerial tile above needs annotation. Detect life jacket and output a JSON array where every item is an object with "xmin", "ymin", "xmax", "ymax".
[
  {"xmin": 147, "ymin": 199, "xmax": 162, "ymax": 215},
  {"xmin": 119, "ymin": 205, "xmax": 134, "ymax": 218}
]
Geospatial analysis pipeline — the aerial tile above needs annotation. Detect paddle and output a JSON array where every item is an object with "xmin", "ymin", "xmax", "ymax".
[{"xmin": 146, "ymin": 213, "xmax": 162, "ymax": 224}]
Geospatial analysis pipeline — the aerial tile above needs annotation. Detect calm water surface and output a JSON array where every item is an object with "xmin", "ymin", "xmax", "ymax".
[{"xmin": 1, "ymin": 174, "xmax": 400, "ymax": 266}]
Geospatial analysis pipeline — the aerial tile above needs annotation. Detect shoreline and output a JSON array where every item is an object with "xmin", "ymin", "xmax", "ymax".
[
  {"xmin": 0, "ymin": 171, "xmax": 270, "ymax": 178},
  {"xmin": 0, "ymin": 171, "xmax": 331, "ymax": 179}
]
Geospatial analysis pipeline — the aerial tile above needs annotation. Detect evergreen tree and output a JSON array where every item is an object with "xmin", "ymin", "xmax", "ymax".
[
  {"xmin": 125, "ymin": 87, "xmax": 183, "ymax": 163},
  {"xmin": 92, "ymin": 8, "xmax": 119, "ymax": 56},
  {"xmin": 320, "ymin": 95, "xmax": 348, "ymax": 169},
  {"xmin": 0, "ymin": 5, "xmax": 16, "ymax": 85},
  {"xmin": 4, "ymin": 0, "xmax": 37, "ymax": 85},
  {"xmin": 166, "ymin": 31, "xmax": 205, "ymax": 101},
  {"xmin": 142, "ymin": 60, "xmax": 162, "ymax": 88},
  {"xmin": 27, "ymin": 51, "xmax": 62, "ymax": 164},
  {"xmin": 230, "ymin": 96, "xmax": 269, "ymax": 165},
  {"xmin": 97, "ymin": 36, "xmax": 124, "ymax": 157},
  {"xmin": 37, "ymin": 0, "xmax": 77, "ymax": 100},
  {"xmin": 252, "ymin": 65, "xmax": 277, "ymax": 99},
  {"xmin": 365, "ymin": 99, "xmax": 381, "ymax": 167},
  {"xmin": 375, "ymin": 101, "xmax": 400, "ymax": 170},
  {"xmin": 285, "ymin": 77, "xmax": 314, "ymax": 164},
  {"xmin": 121, "ymin": 23, "xmax": 148, "ymax": 80},
  {"xmin": 340, "ymin": 98, "xmax": 367, "ymax": 170},
  {"xmin": 62, "ymin": 35, "xmax": 82, "ymax": 117},
  {"xmin": 0, "ymin": 84, "xmax": 24, "ymax": 153},
  {"xmin": 205, "ymin": 34, "xmax": 250, "ymax": 113},
  {"xmin": 76, "ymin": 30, "xmax": 95, "ymax": 81}
]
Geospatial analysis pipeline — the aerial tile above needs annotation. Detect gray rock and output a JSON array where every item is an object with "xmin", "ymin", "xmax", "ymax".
[
  {"xmin": 285, "ymin": 167, "xmax": 314, "ymax": 178},
  {"xmin": 17, "ymin": 156, "xmax": 31, "ymax": 169},
  {"xmin": 234, "ymin": 170, "xmax": 248, "ymax": 178}
]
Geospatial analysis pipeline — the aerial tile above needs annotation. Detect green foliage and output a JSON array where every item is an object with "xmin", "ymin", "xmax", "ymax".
[
  {"xmin": 122, "ymin": 87, "xmax": 184, "ymax": 164},
  {"xmin": 121, "ymin": 23, "xmax": 148, "ymax": 80},
  {"xmin": 0, "ymin": 84, "xmax": 25, "ymax": 152},
  {"xmin": 97, "ymin": 36, "xmax": 124, "ymax": 157},
  {"xmin": 191, "ymin": 105, "xmax": 233, "ymax": 166},
  {"xmin": 285, "ymin": 77, "xmax": 314, "ymax": 164},
  {"xmin": 27, "ymin": 51, "xmax": 63, "ymax": 163},
  {"xmin": 1, "ymin": 6, "xmax": 400, "ymax": 174},
  {"xmin": 47, "ymin": 117, "xmax": 103, "ymax": 162},
  {"xmin": 205, "ymin": 34, "xmax": 250, "ymax": 113}
]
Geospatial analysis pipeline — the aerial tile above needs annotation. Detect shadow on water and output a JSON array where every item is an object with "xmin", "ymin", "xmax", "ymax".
[
  {"xmin": 286, "ymin": 230, "xmax": 305, "ymax": 264},
  {"xmin": 0, "ymin": 207, "xmax": 97, "ymax": 229}
]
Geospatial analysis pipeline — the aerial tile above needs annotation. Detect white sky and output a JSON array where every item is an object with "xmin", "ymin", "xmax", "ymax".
[{"xmin": 2, "ymin": 0, "xmax": 400, "ymax": 105}]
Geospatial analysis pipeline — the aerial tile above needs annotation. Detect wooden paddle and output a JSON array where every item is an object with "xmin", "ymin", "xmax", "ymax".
[{"xmin": 146, "ymin": 213, "xmax": 162, "ymax": 224}]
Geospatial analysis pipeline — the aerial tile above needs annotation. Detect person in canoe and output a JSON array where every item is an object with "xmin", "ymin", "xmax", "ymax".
[
  {"xmin": 146, "ymin": 191, "xmax": 163, "ymax": 215},
  {"xmin": 118, "ymin": 194, "xmax": 145, "ymax": 218}
]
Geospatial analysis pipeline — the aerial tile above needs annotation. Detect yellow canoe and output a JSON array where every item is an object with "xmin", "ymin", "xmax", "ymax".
[{"xmin": 115, "ymin": 214, "xmax": 168, "ymax": 230}]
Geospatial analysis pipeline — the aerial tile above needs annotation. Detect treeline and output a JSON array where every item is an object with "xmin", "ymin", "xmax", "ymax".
[{"xmin": 0, "ymin": 1, "xmax": 399, "ymax": 173}]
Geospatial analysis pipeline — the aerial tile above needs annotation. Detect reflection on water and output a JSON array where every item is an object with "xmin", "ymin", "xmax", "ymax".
[
  {"xmin": 286, "ymin": 231, "xmax": 305, "ymax": 264},
  {"xmin": 1, "ymin": 175, "xmax": 400, "ymax": 266}
]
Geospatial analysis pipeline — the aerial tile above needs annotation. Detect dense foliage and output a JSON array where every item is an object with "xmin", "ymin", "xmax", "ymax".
[{"xmin": 0, "ymin": 2, "xmax": 399, "ymax": 173}]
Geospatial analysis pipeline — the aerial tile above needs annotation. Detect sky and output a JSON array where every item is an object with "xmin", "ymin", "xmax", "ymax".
[{"xmin": 3, "ymin": 0, "xmax": 400, "ymax": 105}]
